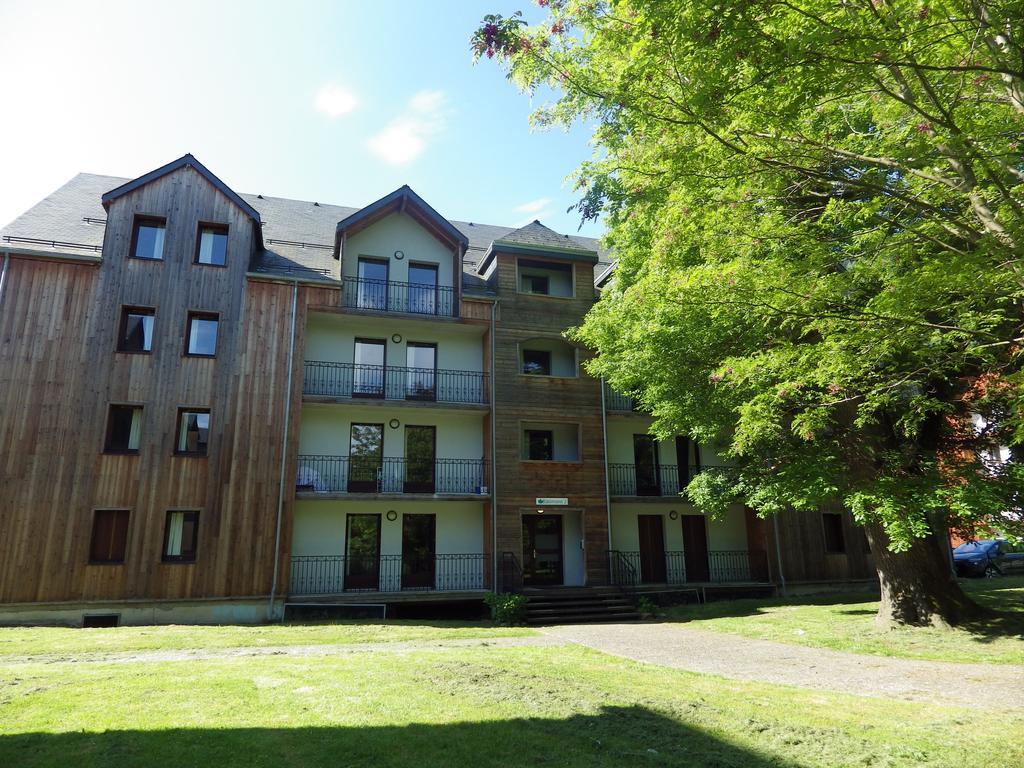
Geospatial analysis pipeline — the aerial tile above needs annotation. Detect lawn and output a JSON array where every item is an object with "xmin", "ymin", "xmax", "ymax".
[
  {"xmin": 1, "ymin": 630, "xmax": 1021, "ymax": 767},
  {"xmin": 665, "ymin": 577, "xmax": 1024, "ymax": 665},
  {"xmin": 0, "ymin": 620, "xmax": 534, "ymax": 659}
]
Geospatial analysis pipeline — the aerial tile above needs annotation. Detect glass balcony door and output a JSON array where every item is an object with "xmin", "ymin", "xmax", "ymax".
[
  {"xmin": 633, "ymin": 434, "xmax": 661, "ymax": 496},
  {"xmin": 404, "ymin": 425, "xmax": 436, "ymax": 493},
  {"xmin": 401, "ymin": 514, "xmax": 436, "ymax": 590},
  {"xmin": 345, "ymin": 514, "xmax": 381, "ymax": 590},
  {"xmin": 352, "ymin": 338, "xmax": 386, "ymax": 397},
  {"xmin": 405, "ymin": 342, "xmax": 437, "ymax": 400},
  {"xmin": 407, "ymin": 263, "xmax": 438, "ymax": 315},
  {"xmin": 357, "ymin": 257, "xmax": 389, "ymax": 311},
  {"xmin": 348, "ymin": 423, "xmax": 383, "ymax": 492}
]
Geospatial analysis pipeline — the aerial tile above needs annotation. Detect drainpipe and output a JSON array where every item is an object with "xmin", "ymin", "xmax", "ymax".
[
  {"xmin": 268, "ymin": 280, "xmax": 299, "ymax": 621},
  {"xmin": 0, "ymin": 253, "xmax": 9, "ymax": 319},
  {"xmin": 772, "ymin": 514, "xmax": 787, "ymax": 596},
  {"xmin": 489, "ymin": 300, "xmax": 498, "ymax": 591},
  {"xmin": 600, "ymin": 377, "xmax": 612, "ymax": 576}
]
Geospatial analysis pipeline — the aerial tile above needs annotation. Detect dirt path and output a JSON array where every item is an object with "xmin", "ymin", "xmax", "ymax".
[
  {"xmin": 0, "ymin": 634, "xmax": 562, "ymax": 666},
  {"xmin": 542, "ymin": 622, "xmax": 1024, "ymax": 709}
]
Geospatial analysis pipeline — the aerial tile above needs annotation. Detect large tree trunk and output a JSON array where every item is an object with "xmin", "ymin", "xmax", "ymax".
[{"xmin": 863, "ymin": 517, "xmax": 989, "ymax": 628}]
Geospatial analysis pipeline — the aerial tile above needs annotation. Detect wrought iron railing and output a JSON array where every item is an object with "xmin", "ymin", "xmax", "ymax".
[
  {"xmin": 499, "ymin": 551, "xmax": 523, "ymax": 593},
  {"xmin": 608, "ymin": 549, "xmax": 770, "ymax": 585},
  {"xmin": 289, "ymin": 553, "xmax": 490, "ymax": 595},
  {"xmin": 607, "ymin": 463, "xmax": 735, "ymax": 496},
  {"xmin": 341, "ymin": 276, "xmax": 456, "ymax": 317},
  {"xmin": 603, "ymin": 383, "xmax": 640, "ymax": 412},
  {"xmin": 296, "ymin": 455, "xmax": 489, "ymax": 495},
  {"xmin": 303, "ymin": 361, "xmax": 488, "ymax": 404}
]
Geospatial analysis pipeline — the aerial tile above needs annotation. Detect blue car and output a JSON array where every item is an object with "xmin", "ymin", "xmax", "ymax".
[{"xmin": 953, "ymin": 540, "xmax": 1024, "ymax": 578}]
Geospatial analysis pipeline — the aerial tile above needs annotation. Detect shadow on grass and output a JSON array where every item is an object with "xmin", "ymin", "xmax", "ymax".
[{"xmin": 0, "ymin": 706, "xmax": 794, "ymax": 768}]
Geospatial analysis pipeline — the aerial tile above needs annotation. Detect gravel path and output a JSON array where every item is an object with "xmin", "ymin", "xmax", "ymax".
[
  {"xmin": 0, "ymin": 634, "xmax": 562, "ymax": 666},
  {"xmin": 542, "ymin": 622, "xmax": 1024, "ymax": 709}
]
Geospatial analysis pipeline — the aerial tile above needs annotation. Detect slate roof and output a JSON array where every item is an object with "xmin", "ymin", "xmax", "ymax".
[{"xmin": 0, "ymin": 172, "xmax": 611, "ymax": 289}]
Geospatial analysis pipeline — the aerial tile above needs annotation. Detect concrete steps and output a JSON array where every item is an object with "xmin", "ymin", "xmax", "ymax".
[{"xmin": 524, "ymin": 588, "xmax": 642, "ymax": 625}]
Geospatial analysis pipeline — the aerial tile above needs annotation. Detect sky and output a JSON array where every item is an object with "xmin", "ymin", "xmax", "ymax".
[{"xmin": 0, "ymin": 0, "xmax": 603, "ymax": 238}]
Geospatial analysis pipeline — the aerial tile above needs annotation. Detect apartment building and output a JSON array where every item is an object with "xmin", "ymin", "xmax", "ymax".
[{"xmin": 0, "ymin": 155, "xmax": 875, "ymax": 625}]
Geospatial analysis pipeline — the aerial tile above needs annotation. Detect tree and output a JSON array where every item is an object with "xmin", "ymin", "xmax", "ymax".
[{"xmin": 473, "ymin": 0, "xmax": 1024, "ymax": 626}]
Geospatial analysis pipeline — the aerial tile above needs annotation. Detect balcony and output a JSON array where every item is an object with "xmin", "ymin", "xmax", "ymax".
[
  {"xmin": 303, "ymin": 361, "xmax": 488, "ymax": 406},
  {"xmin": 607, "ymin": 463, "xmax": 732, "ymax": 497},
  {"xmin": 609, "ymin": 549, "xmax": 770, "ymax": 586},
  {"xmin": 289, "ymin": 553, "xmax": 489, "ymax": 595},
  {"xmin": 296, "ymin": 455, "xmax": 489, "ymax": 496},
  {"xmin": 603, "ymin": 383, "xmax": 640, "ymax": 412},
  {"xmin": 341, "ymin": 276, "xmax": 456, "ymax": 318}
]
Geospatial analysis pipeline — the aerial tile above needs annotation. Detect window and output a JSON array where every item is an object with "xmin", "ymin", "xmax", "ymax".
[
  {"xmin": 195, "ymin": 224, "xmax": 228, "ymax": 266},
  {"xmin": 525, "ymin": 430, "xmax": 554, "ymax": 461},
  {"xmin": 89, "ymin": 509, "xmax": 130, "ymax": 563},
  {"xmin": 162, "ymin": 510, "xmax": 199, "ymax": 562},
  {"xmin": 822, "ymin": 513, "xmax": 846, "ymax": 554},
  {"xmin": 117, "ymin": 306, "xmax": 154, "ymax": 353},
  {"xmin": 130, "ymin": 216, "xmax": 166, "ymax": 260},
  {"xmin": 176, "ymin": 409, "xmax": 211, "ymax": 456},
  {"xmin": 522, "ymin": 349, "xmax": 552, "ymax": 376},
  {"xmin": 524, "ymin": 275, "xmax": 549, "ymax": 295},
  {"xmin": 104, "ymin": 405, "xmax": 142, "ymax": 453},
  {"xmin": 185, "ymin": 312, "xmax": 219, "ymax": 357}
]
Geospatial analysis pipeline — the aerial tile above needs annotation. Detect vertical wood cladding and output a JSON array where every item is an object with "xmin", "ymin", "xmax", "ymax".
[
  {"xmin": 491, "ymin": 252, "xmax": 609, "ymax": 583},
  {"xmin": 0, "ymin": 165, "xmax": 338, "ymax": 604}
]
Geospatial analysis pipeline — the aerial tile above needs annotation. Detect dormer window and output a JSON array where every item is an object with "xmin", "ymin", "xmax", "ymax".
[
  {"xmin": 130, "ymin": 216, "xmax": 166, "ymax": 261},
  {"xmin": 195, "ymin": 224, "xmax": 228, "ymax": 266}
]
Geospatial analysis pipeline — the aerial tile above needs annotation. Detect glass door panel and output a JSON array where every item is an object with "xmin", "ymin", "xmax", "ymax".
[
  {"xmin": 401, "ymin": 514, "xmax": 436, "ymax": 590},
  {"xmin": 348, "ymin": 423, "xmax": 383, "ymax": 492},
  {"xmin": 345, "ymin": 514, "xmax": 381, "ymax": 590},
  {"xmin": 522, "ymin": 516, "xmax": 563, "ymax": 586},
  {"xmin": 407, "ymin": 263, "xmax": 438, "ymax": 315},
  {"xmin": 357, "ymin": 258, "xmax": 389, "ymax": 310},
  {"xmin": 405, "ymin": 342, "xmax": 437, "ymax": 400},
  {"xmin": 404, "ymin": 425, "xmax": 436, "ymax": 493},
  {"xmin": 633, "ymin": 435, "xmax": 661, "ymax": 496},
  {"xmin": 353, "ymin": 338, "xmax": 386, "ymax": 397}
]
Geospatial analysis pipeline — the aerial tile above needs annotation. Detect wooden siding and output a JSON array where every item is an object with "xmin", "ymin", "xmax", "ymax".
[{"xmin": 767, "ymin": 507, "xmax": 876, "ymax": 583}]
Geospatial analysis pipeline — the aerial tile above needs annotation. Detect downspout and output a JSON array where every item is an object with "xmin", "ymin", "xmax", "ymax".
[
  {"xmin": 268, "ymin": 280, "xmax": 299, "ymax": 621},
  {"xmin": 772, "ymin": 514, "xmax": 787, "ymax": 596},
  {"xmin": 489, "ymin": 300, "xmax": 499, "ymax": 591},
  {"xmin": 0, "ymin": 253, "xmax": 9, "ymax": 319},
  {"xmin": 600, "ymin": 377, "xmax": 612, "ymax": 576}
]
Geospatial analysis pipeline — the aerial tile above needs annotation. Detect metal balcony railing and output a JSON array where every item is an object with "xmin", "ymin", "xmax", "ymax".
[
  {"xmin": 607, "ymin": 463, "xmax": 734, "ymax": 496},
  {"xmin": 341, "ymin": 276, "xmax": 456, "ymax": 317},
  {"xmin": 603, "ymin": 383, "xmax": 640, "ymax": 412},
  {"xmin": 296, "ymin": 455, "xmax": 489, "ymax": 495},
  {"xmin": 289, "ymin": 553, "xmax": 489, "ymax": 595},
  {"xmin": 303, "ymin": 361, "xmax": 488, "ymax": 404},
  {"xmin": 609, "ymin": 549, "xmax": 770, "ymax": 586}
]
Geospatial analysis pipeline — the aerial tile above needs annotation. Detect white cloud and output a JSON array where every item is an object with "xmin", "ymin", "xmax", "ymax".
[
  {"xmin": 515, "ymin": 198, "xmax": 552, "ymax": 214},
  {"xmin": 314, "ymin": 84, "xmax": 358, "ymax": 118},
  {"xmin": 367, "ymin": 90, "xmax": 448, "ymax": 166}
]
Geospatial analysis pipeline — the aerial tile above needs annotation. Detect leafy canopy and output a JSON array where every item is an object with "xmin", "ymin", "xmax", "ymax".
[{"xmin": 474, "ymin": 1, "xmax": 1024, "ymax": 548}]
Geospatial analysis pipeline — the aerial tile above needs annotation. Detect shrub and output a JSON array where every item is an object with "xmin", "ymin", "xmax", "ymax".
[{"xmin": 484, "ymin": 592, "xmax": 528, "ymax": 626}]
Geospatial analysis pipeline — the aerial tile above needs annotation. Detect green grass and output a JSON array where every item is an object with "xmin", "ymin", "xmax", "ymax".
[
  {"xmin": 665, "ymin": 577, "xmax": 1024, "ymax": 664},
  {"xmin": 0, "ymin": 620, "xmax": 534, "ymax": 659},
  {"xmin": 1, "ymin": 637, "xmax": 1020, "ymax": 767}
]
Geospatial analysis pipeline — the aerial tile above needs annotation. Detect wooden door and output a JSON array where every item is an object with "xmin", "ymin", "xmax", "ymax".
[
  {"xmin": 522, "ymin": 516, "xmax": 563, "ymax": 586},
  {"xmin": 638, "ymin": 515, "xmax": 667, "ymax": 583},
  {"xmin": 681, "ymin": 514, "xmax": 710, "ymax": 582}
]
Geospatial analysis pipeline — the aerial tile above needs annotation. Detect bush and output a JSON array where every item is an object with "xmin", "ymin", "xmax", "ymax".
[
  {"xmin": 637, "ymin": 596, "xmax": 660, "ymax": 617},
  {"xmin": 484, "ymin": 592, "xmax": 528, "ymax": 626}
]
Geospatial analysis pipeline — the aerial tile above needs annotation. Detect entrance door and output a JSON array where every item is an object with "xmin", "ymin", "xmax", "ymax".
[
  {"xmin": 522, "ymin": 515, "xmax": 563, "ymax": 586},
  {"xmin": 638, "ymin": 515, "xmax": 667, "ymax": 583},
  {"xmin": 633, "ymin": 434, "xmax": 661, "ymax": 496},
  {"xmin": 401, "ymin": 514, "xmax": 436, "ymax": 590},
  {"xmin": 348, "ymin": 423, "xmax": 383, "ymax": 492},
  {"xmin": 408, "ymin": 263, "xmax": 438, "ymax": 315},
  {"xmin": 345, "ymin": 514, "xmax": 381, "ymax": 590},
  {"xmin": 681, "ymin": 514, "xmax": 710, "ymax": 582},
  {"xmin": 404, "ymin": 425, "xmax": 436, "ymax": 493},
  {"xmin": 357, "ymin": 257, "xmax": 389, "ymax": 310},
  {"xmin": 405, "ymin": 342, "xmax": 437, "ymax": 401}
]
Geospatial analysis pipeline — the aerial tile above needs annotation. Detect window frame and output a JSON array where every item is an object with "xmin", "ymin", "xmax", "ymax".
[
  {"xmin": 103, "ymin": 403, "xmax": 143, "ymax": 455},
  {"xmin": 116, "ymin": 305, "xmax": 155, "ymax": 354},
  {"xmin": 184, "ymin": 311, "xmax": 220, "ymax": 358},
  {"xmin": 161, "ymin": 509, "xmax": 200, "ymax": 563},
  {"xmin": 174, "ymin": 407, "xmax": 212, "ymax": 457},
  {"xmin": 521, "ymin": 348, "xmax": 553, "ymax": 376},
  {"xmin": 128, "ymin": 215, "xmax": 167, "ymax": 261},
  {"xmin": 822, "ymin": 512, "xmax": 847, "ymax": 554},
  {"xmin": 516, "ymin": 258, "xmax": 576, "ymax": 299},
  {"xmin": 193, "ymin": 222, "xmax": 229, "ymax": 267},
  {"xmin": 88, "ymin": 508, "xmax": 131, "ymax": 565}
]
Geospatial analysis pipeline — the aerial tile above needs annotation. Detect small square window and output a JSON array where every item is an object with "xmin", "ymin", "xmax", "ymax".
[
  {"xmin": 522, "ymin": 349, "xmax": 552, "ymax": 376},
  {"xmin": 185, "ymin": 313, "xmax": 219, "ymax": 357},
  {"xmin": 523, "ymin": 275, "xmax": 549, "ymax": 295},
  {"xmin": 822, "ymin": 513, "xmax": 846, "ymax": 554},
  {"xmin": 162, "ymin": 510, "xmax": 199, "ymax": 562},
  {"xmin": 195, "ymin": 224, "xmax": 228, "ymax": 266},
  {"xmin": 104, "ymin": 405, "xmax": 143, "ymax": 453},
  {"xmin": 526, "ymin": 429, "xmax": 554, "ymax": 461},
  {"xmin": 89, "ymin": 509, "xmax": 130, "ymax": 564},
  {"xmin": 176, "ymin": 409, "xmax": 211, "ymax": 456},
  {"xmin": 117, "ymin": 307, "xmax": 154, "ymax": 353},
  {"xmin": 130, "ymin": 217, "xmax": 166, "ymax": 260}
]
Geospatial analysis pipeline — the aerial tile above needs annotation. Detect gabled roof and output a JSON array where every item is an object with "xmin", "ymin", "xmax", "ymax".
[
  {"xmin": 477, "ymin": 219, "xmax": 599, "ymax": 274},
  {"xmin": 100, "ymin": 154, "xmax": 263, "ymax": 225},
  {"xmin": 334, "ymin": 185, "xmax": 469, "ymax": 259}
]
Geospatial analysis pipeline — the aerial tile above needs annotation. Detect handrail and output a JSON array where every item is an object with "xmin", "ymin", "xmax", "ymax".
[
  {"xmin": 296, "ymin": 455, "xmax": 489, "ymax": 495},
  {"xmin": 608, "ymin": 549, "xmax": 770, "ymax": 585},
  {"xmin": 606, "ymin": 463, "xmax": 734, "ymax": 497},
  {"xmin": 303, "ymin": 360, "xmax": 488, "ymax": 404},
  {"xmin": 341, "ymin": 275, "xmax": 456, "ymax": 317},
  {"xmin": 289, "ymin": 553, "xmax": 490, "ymax": 595}
]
